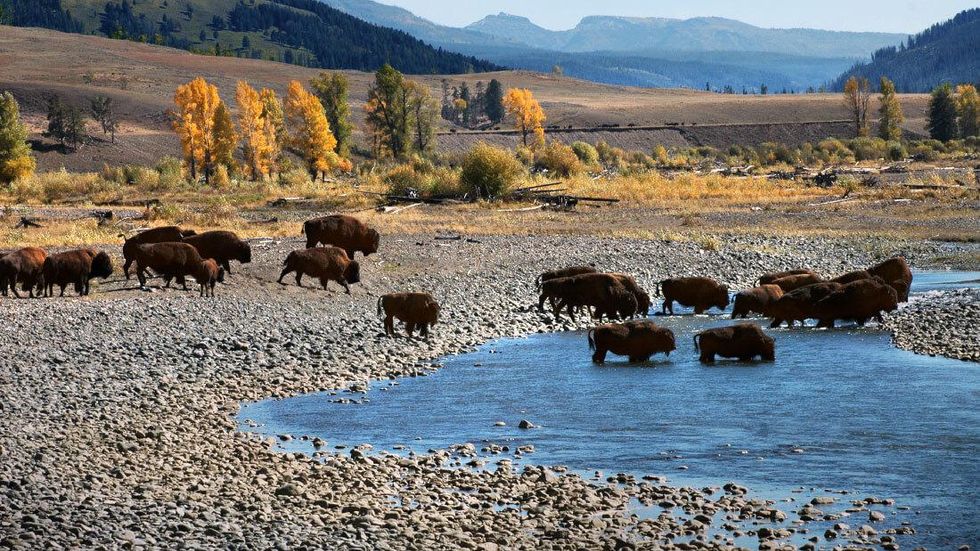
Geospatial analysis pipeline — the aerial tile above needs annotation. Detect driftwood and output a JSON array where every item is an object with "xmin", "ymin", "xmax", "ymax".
[
  {"xmin": 15, "ymin": 217, "xmax": 43, "ymax": 228},
  {"xmin": 267, "ymin": 197, "xmax": 316, "ymax": 207},
  {"xmin": 252, "ymin": 217, "xmax": 280, "ymax": 224},
  {"xmin": 435, "ymin": 235, "xmax": 462, "ymax": 241},
  {"xmin": 377, "ymin": 203, "xmax": 423, "ymax": 215},
  {"xmin": 105, "ymin": 198, "xmax": 161, "ymax": 208}
]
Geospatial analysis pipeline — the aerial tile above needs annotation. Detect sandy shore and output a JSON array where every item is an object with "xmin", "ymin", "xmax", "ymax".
[{"xmin": 0, "ymin": 233, "xmax": 974, "ymax": 549}]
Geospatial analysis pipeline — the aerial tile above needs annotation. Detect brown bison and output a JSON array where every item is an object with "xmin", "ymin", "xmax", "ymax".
[
  {"xmin": 588, "ymin": 320, "xmax": 676, "ymax": 364},
  {"xmin": 195, "ymin": 258, "xmax": 224, "ymax": 297},
  {"xmin": 122, "ymin": 226, "xmax": 195, "ymax": 279},
  {"xmin": 867, "ymin": 257, "xmax": 913, "ymax": 302},
  {"xmin": 831, "ymin": 270, "xmax": 872, "ymax": 285},
  {"xmin": 770, "ymin": 273, "xmax": 824, "ymax": 293},
  {"xmin": 40, "ymin": 249, "xmax": 113, "ymax": 297},
  {"xmin": 0, "ymin": 247, "xmax": 47, "ymax": 298},
  {"xmin": 658, "ymin": 277, "xmax": 729, "ymax": 315},
  {"xmin": 133, "ymin": 242, "xmax": 210, "ymax": 291},
  {"xmin": 814, "ymin": 278, "xmax": 899, "ymax": 328},
  {"xmin": 767, "ymin": 282, "xmax": 843, "ymax": 328},
  {"xmin": 731, "ymin": 284, "xmax": 784, "ymax": 319},
  {"xmin": 694, "ymin": 324, "xmax": 775, "ymax": 363},
  {"xmin": 378, "ymin": 292, "xmax": 440, "ymax": 337},
  {"xmin": 182, "ymin": 231, "xmax": 251, "ymax": 274},
  {"xmin": 303, "ymin": 215, "xmax": 380, "ymax": 259},
  {"xmin": 278, "ymin": 246, "xmax": 361, "ymax": 294},
  {"xmin": 608, "ymin": 273, "xmax": 652, "ymax": 316},
  {"xmin": 757, "ymin": 269, "xmax": 818, "ymax": 286},
  {"xmin": 539, "ymin": 273, "xmax": 638, "ymax": 322},
  {"xmin": 535, "ymin": 266, "xmax": 598, "ymax": 290}
]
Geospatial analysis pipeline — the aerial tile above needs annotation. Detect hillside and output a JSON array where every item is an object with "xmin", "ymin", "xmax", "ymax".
[
  {"xmin": 0, "ymin": 27, "xmax": 931, "ymax": 172},
  {"xmin": 833, "ymin": 8, "xmax": 980, "ymax": 92},
  {"xmin": 0, "ymin": 0, "xmax": 499, "ymax": 74}
]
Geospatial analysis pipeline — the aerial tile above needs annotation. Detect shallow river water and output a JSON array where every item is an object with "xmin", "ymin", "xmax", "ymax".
[{"xmin": 241, "ymin": 272, "xmax": 980, "ymax": 548}]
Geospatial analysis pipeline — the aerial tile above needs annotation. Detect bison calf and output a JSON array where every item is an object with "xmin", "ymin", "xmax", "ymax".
[
  {"xmin": 731, "ymin": 284, "xmax": 784, "ymax": 319},
  {"xmin": 195, "ymin": 258, "xmax": 224, "ymax": 297},
  {"xmin": 0, "ymin": 247, "xmax": 47, "ymax": 298},
  {"xmin": 303, "ymin": 215, "xmax": 380, "ymax": 259},
  {"xmin": 694, "ymin": 324, "xmax": 775, "ymax": 363},
  {"xmin": 378, "ymin": 292, "xmax": 440, "ymax": 337},
  {"xmin": 588, "ymin": 320, "xmax": 675, "ymax": 364},
  {"xmin": 658, "ymin": 277, "xmax": 729, "ymax": 315},
  {"xmin": 278, "ymin": 246, "xmax": 361, "ymax": 294},
  {"xmin": 40, "ymin": 249, "xmax": 113, "ymax": 297}
]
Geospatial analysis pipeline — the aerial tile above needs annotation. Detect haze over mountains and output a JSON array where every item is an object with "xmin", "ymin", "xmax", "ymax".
[{"xmin": 320, "ymin": 0, "xmax": 904, "ymax": 91}]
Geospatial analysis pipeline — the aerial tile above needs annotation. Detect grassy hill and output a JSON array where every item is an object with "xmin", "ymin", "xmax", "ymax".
[
  {"xmin": 0, "ymin": 26, "xmax": 931, "ymax": 172},
  {"xmin": 2, "ymin": 0, "xmax": 499, "ymax": 74}
]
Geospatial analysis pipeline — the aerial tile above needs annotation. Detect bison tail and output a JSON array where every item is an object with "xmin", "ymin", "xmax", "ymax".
[
  {"xmin": 692, "ymin": 333, "xmax": 700, "ymax": 352},
  {"xmin": 300, "ymin": 222, "xmax": 306, "ymax": 235},
  {"xmin": 587, "ymin": 328, "xmax": 596, "ymax": 351}
]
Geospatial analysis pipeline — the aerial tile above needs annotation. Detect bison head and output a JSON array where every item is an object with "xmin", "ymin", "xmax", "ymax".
[
  {"xmin": 716, "ymin": 285, "xmax": 731, "ymax": 309},
  {"xmin": 634, "ymin": 291, "xmax": 651, "ymax": 316},
  {"xmin": 91, "ymin": 252, "xmax": 114, "ymax": 279},
  {"xmin": 345, "ymin": 260, "xmax": 361, "ymax": 284},
  {"xmin": 217, "ymin": 266, "xmax": 226, "ymax": 284},
  {"xmin": 615, "ymin": 290, "xmax": 638, "ymax": 319},
  {"xmin": 761, "ymin": 336, "xmax": 776, "ymax": 361},
  {"xmin": 237, "ymin": 242, "xmax": 252, "ymax": 264},
  {"xmin": 365, "ymin": 229, "xmax": 381, "ymax": 256}
]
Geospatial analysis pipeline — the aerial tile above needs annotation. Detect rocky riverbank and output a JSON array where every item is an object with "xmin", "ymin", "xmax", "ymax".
[
  {"xmin": 0, "ymin": 233, "xmax": 972, "ymax": 549},
  {"xmin": 887, "ymin": 288, "xmax": 980, "ymax": 362}
]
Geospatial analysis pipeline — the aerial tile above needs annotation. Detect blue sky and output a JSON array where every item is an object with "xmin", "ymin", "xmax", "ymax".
[{"xmin": 376, "ymin": 0, "xmax": 978, "ymax": 33}]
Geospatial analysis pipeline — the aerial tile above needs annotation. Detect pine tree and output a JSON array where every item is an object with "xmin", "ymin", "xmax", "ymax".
[
  {"xmin": 877, "ymin": 76, "xmax": 904, "ymax": 141},
  {"xmin": 926, "ymin": 83, "xmax": 958, "ymax": 141},
  {"xmin": 0, "ymin": 91, "xmax": 35, "ymax": 184},
  {"xmin": 955, "ymin": 84, "xmax": 980, "ymax": 138},
  {"xmin": 46, "ymin": 96, "xmax": 86, "ymax": 151},
  {"xmin": 285, "ymin": 80, "xmax": 338, "ymax": 180},
  {"xmin": 503, "ymin": 88, "xmax": 546, "ymax": 148},
  {"xmin": 484, "ymin": 79, "xmax": 504, "ymax": 124},
  {"xmin": 309, "ymin": 72, "xmax": 353, "ymax": 156}
]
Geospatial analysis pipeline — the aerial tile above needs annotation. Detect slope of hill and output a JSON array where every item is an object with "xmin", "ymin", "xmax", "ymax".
[
  {"xmin": 833, "ymin": 8, "xmax": 980, "ymax": 92},
  {"xmin": 0, "ymin": 0, "xmax": 499, "ymax": 74},
  {"xmin": 0, "ymin": 27, "xmax": 930, "ymax": 172}
]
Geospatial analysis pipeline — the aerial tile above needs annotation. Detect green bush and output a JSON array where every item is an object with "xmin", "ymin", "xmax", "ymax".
[
  {"xmin": 886, "ymin": 141, "xmax": 907, "ymax": 161},
  {"xmin": 570, "ymin": 141, "xmax": 599, "ymax": 166},
  {"xmin": 848, "ymin": 137, "xmax": 888, "ymax": 161},
  {"xmin": 595, "ymin": 140, "xmax": 625, "ymax": 167},
  {"xmin": 459, "ymin": 142, "xmax": 525, "ymax": 199},
  {"xmin": 757, "ymin": 142, "xmax": 797, "ymax": 165},
  {"xmin": 909, "ymin": 144, "xmax": 940, "ymax": 161},
  {"xmin": 535, "ymin": 141, "xmax": 584, "ymax": 177}
]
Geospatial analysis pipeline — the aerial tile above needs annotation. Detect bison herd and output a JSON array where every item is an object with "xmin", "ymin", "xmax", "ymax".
[{"xmin": 537, "ymin": 257, "xmax": 912, "ymax": 365}]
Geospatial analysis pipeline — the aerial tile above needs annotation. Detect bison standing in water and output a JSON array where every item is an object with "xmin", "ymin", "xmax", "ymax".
[
  {"xmin": 303, "ymin": 215, "xmax": 380, "ymax": 259},
  {"xmin": 757, "ymin": 269, "xmax": 818, "ymax": 286},
  {"xmin": 767, "ymin": 282, "xmax": 843, "ymax": 328},
  {"xmin": 588, "ymin": 320, "xmax": 676, "ymax": 364},
  {"xmin": 814, "ymin": 278, "xmax": 899, "ymax": 328},
  {"xmin": 378, "ymin": 292, "xmax": 440, "ymax": 337},
  {"xmin": 182, "ymin": 231, "xmax": 251, "ymax": 274},
  {"xmin": 770, "ymin": 273, "xmax": 824, "ymax": 293},
  {"xmin": 867, "ymin": 257, "xmax": 913, "ymax": 302},
  {"xmin": 278, "ymin": 246, "xmax": 361, "ymax": 294},
  {"xmin": 539, "ymin": 273, "xmax": 638, "ymax": 322},
  {"xmin": 40, "ymin": 249, "xmax": 113, "ymax": 297},
  {"xmin": 694, "ymin": 324, "xmax": 775, "ymax": 363},
  {"xmin": 731, "ymin": 284, "xmax": 784, "ymax": 319},
  {"xmin": 122, "ymin": 226, "xmax": 195, "ymax": 279},
  {"xmin": 0, "ymin": 247, "xmax": 47, "ymax": 298},
  {"xmin": 658, "ymin": 277, "xmax": 729, "ymax": 315}
]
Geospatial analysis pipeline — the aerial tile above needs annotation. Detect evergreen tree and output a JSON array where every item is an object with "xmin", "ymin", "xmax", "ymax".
[
  {"xmin": 484, "ymin": 79, "xmax": 504, "ymax": 125},
  {"xmin": 90, "ymin": 95, "xmax": 118, "ymax": 143},
  {"xmin": 926, "ymin": 83, "xmax": 958, "ymax": 141},
  {"xmin": 877, "ymin": 77, "xmax": 904, "ymax": 141},
  {"xmin": 309, "ymin": 72, "xmax": 353, "ymax": 156},
  {"xmin": 46, "ymin": 96, "xmax": 86, "ymax": 151},
  {"xmin": 0, "ymin": 91, "xmax": 35, "ymax": 184}
]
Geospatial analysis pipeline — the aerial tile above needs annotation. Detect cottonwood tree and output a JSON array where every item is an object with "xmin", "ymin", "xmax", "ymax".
[
  {"xmin": 503, "ymin": 88, "xmax": 546, "ymax": 148},
  {"xmin": 47, "ymin": 96, "xmax": 87, "ymax": 151},
  {"xmin": 365, "ymin": 64, "xmax": 410, "ymax": 158},
  {"xmin": 955, "ymin": 84, "xmax": 979, "ymax": 138},
  {"xmin": 236, "ymin": 81, "xmax": 275, "ymax": 180},
  {"xmin": 90, "ymin": 95, "xmax": 118, "ymax": 143},
  {"xmin": 843, "ymin": 76, "xmax": 872, "ymax": 137},
  {"xmin": 877, "ymin": 77, "xmax": 904, "ymax": 141},
  {"xmin": 0, "ymin": 91, "xmax": 35, "ymax": 184},
  {"xmin": 406, "ymin": 80, "xmax": 439, "ymax": 155},
  {"xmin": 172, "ymin": 77, "xmax": 235, "ymax": 184},
  {"xmin": 926, "ymin": 83, "xmax": 958, "ymax": 141},
  {"xmin": 310, "ymin": 72, "xmax": 353, "ymax": 156},
  {"xmin": 285, "ymin": 80, "xmax": 342, "ymax": 180}
]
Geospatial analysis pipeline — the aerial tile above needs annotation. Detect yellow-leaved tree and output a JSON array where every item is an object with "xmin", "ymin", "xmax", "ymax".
[
  {"xmin": 285, "ymin": 80, "xmax": 343, "ymax": 180},
  {"xmin": 173, "ymin": 77, "xmax": 235, "ymax": 184},
  {"xmin": 0, "ymin": 91, "xmax": 36, "ymax": 184},
  {"xmin": 236, "ymin": 81, "xmax": 276, "ymax": 180},
  {"xmin": 503, "ymin": 88, "xmax": 546, "ymax": 148}
]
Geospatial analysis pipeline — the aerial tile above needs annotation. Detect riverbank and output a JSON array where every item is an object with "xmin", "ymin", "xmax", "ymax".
[
  {"xmin": 887, "ymin": 288, "xmax": 980, "ymax": 361},
  {"xmin": 0, "ymin": 233, "xmax": 975, "ymax": 549}
]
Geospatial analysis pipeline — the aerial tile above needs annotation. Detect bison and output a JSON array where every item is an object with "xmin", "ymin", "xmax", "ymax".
[
  {"xmin": 813, "ymin": 278, "xmax": 899, "ymax": 328},
  {"xmin": 377, "ymin": 292, "xmax": 440, "ymax": 337},
  {"xmin": 757, "ymin": 269, "xmax": 818, "ymax": 286},
  {"xmin": 867, "ymin": 257, "xmax": 912, "ymax": 302},
  {"xmin": 694, "ymin": 324, "xmax": 775, "ymax": 363},
  {"xmin": 278, "ymin": 246, "xmax": 361, "ymax": 294},
  {"xmin": 182, "ymin": 231, "xmax": 251, "ymax": 274},
  {"xmin": 539, "ymin": 273, "xmax": 638, "ymax": 322},
  {"xmin": 303, "ymin": 215, "xmax": 380, "ymax": 259},
  {"xmin": 121, "ymin": 226, "xmax": 195, "ymax": 279},
  {"xmin": 40, "ymin": 249, "xmax": 113, "ymax": 297},
  {"xmin": 588, "ymin": 320, "xmax": 676, "ymax": 364},
  {"xmin": 133, "ymin": 242, "xmax": 210, "ymax": 291},
  {"xmin": 767, "ymin": 282, "xmax": 843, "ymax": 328},
  {"xmin": 535, "ymin": 266, "xmax": 598, "ymax": 291},
  {"xmin": 0, "ymin": 247, "xmax": 47, "ymax": 298},
  {"xmin": 658, "ymin": 277, "xmax": 729, "ymax": 315},
  {"xmin": 770, "ymin": 273, "xmax": 824, "ymax": 293},
  {"xmin": 608, "ymin": 273, "xmax": 651, "ymax": 316},
  {"xmin": 831, "ymin": 270, "xmax": 872, "ymax": 285},
  {"xmin": 195, "ymin": 258, "xmax": 225, "ymax": 297},
  {"xmin": 731, "ymin": 284, "xmax": 784, "ymax": 319}
]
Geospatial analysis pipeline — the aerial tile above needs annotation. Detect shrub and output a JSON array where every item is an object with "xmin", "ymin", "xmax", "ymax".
[
  {"xmin": 211, "ymin": 165, "xmax": 231, "ymax": 189},
  {"xmin": 384, "ymin": 164, "xmax": 425, "ymax": 196},
  {"xmin": 12, "ymin": 169, "xmax": 119, "ymax": 203},
  {"xmin": 757, "ymin": 142, "xmax": 797, "ymax": 165},
  {"xmin": 886, "ymin": 141, "xmax": 907, "ymax": 161},
  {"xmin": 570, "ymin": 141, "xmax": 599, "ymax": 166},
  {"xmin": 816, "ymin": 138, "xmax": 854, "ymax": 163},
  {"xmin": 909, "ymin": 143, "xmax": 940, "ymax": 161},
  {"xmin": 849, "ymin": 137, "xmax": 888, "ymax": 161},
  {"xmin": 514, "ymin": 145, "xmax": 535, "ymax": 167},
  {"xmin": 535, "ymin": 141, "xmax": 584, "ymax": 177},
  {"xmin": 653, "ymin": 145, "xmax": 670, "ymax": 165},
  {"xmin": 595, "ymin": 140, "xmax": 625, "ymax": 167},
  {"xmin": 459, "ymin": 142, "xmax": 525, "ymax": 199}
]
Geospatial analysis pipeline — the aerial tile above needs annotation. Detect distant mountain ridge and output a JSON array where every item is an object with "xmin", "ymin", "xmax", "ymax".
[{"xmin": 832, "ymin": 8, "xmax": 980, "ymax": 92}]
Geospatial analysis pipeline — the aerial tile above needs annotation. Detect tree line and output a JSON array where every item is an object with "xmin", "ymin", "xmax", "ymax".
[{"xmin": 439, "ymin": 79, "xmax": 505, "ymax": 129}]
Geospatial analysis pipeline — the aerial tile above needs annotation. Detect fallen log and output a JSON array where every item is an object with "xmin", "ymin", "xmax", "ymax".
[{"xmin": 15, "ymin": 217, "xmax": 43, "ymax": 228}]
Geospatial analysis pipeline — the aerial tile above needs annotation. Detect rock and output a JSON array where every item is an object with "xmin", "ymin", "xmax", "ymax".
[
  {"xmin": 870, "ymin": 510, "xmax": 886, "ymax": 522},
  {"xmin": 274, "ymin": 483, "xmax": 303, "ymax": 497},
  {"xmin": 518, "ymin": 419, "xmax": 535, "ymax": 430}
]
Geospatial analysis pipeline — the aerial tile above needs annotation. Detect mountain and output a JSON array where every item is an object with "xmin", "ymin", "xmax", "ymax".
[
  {"xmin": 0, "ymin": 0, "xmax": 500, "ymax": 74},
  {"xmin": 833, "ymin": 8, "xmax": 980, "ymax": 92},
  {"xmin": 466, "ymin": 13, "xmax": 903, "ymax": 58}
]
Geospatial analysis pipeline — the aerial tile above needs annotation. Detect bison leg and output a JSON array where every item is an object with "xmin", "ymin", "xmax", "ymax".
[
  {"xmin": 346, "ymin": 249, "xmax": 356, "ymax": 260},
  {"xmin": 384, "ymin": 315, "xmax": 394, "ymax": 337},
  {"xmin": 123, "ymin": 258, "xmax": 132, "ymax": 280},
  {"xmin": 177, "ymin": 275, "xmax": 188, "ymax": 291},
  {"xmin": 277, "ymin": 267, "xmax": 292, "ymax": 285},
  {"xmin": 405, "ymin": 322, "xmax": 416, "ymax": 337},
  {"xmin": 59, "ymin": 284, "xmax": 67, "ymax": 297},
  {"xmin": 137, "ymin": 267, "xmax": 148, "ymax": 289},
  {"xmin": 769, "ymin": 318, "xmax": 783, "ymax": 328},
  {"xmin": 694, "ymin": 305, "xmax": 705, "ymax": 315},
  {"xmin": 339, "ymin": 278, "xmax": 351, "ymax": 295},
  {"xmin": 566, "ymin": 303, "xmax": 577, "ymax": 322},
  {"xmin": 295, "ymin": 272, "xmax": 304, "ymax": 287},
  {"xmin": 221, "ymin": 259, "xmax": 232, "ymax": 274},
  {"xmin": 699, "ymin": 351, "xmax": 715, "ymax": 364},
  {"xmin": 591, "ymin": 348, "xmax": 607, "ymax": 365},
  {"xmin": 537, "ymin": 293, "xmax": 548, "ymax": 312},
  {"xmin": 305, "ymin": 237, "xmax": 317, "ymax": 249},
  {"xmin": 421, "ymin": 323, "xmax": 430, "ymax": 338}
]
